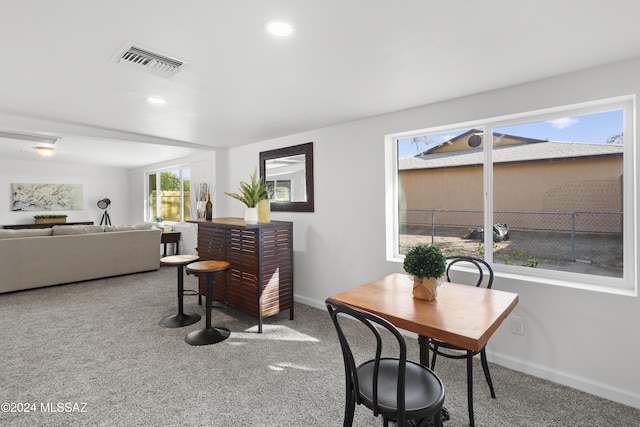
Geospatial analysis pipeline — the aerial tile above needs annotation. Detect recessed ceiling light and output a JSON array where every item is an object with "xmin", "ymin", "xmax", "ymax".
[
  {"xmin": 265, "ymin": 20, "xmax": 294, "ymax": 37},
  {"xmin": 34, "ymin": 146, "xmax": 56, "ymax": 157},
  {"xmin": 147, "ymin": 97, "xmax": 167, "ymax": 105}
]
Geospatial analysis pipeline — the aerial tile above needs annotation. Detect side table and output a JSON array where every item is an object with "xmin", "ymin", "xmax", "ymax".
[{"xmin": 161, "ymin": 231, "xmax": 181, "ymax": 256}]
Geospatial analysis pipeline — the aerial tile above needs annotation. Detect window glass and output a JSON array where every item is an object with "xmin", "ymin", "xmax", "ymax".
[
  {"xmin": 148, "ymin": 173, "xmax": 157, "ymax": 219},
  {"xmin": 397, "ymin": 128, "xmax": 484, "ymax": 255},
  {"xmin": 146, "ymin": 167, "xmax": 191, "ymax": 222},
  {"xmin": 182, "ymin": 169, "xmax": 191, "ymax": 221},
  {"xmin": 492, "ymin": 111, "xmax": 623, "ymax": 277}
]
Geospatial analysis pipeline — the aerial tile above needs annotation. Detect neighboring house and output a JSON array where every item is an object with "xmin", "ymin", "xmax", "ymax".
[{"xmin": 398, "ymin": 129, "xmax": 624, "ymax": 234}]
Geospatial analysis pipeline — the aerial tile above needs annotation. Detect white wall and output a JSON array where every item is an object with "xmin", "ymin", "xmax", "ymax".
[
  {"xmin": 0, "ymin": 159, "xmax": 132, "ymax": 227},
  {"xmin": 218, "ymin": 58, "xmax": 640, "ymax": 408}
]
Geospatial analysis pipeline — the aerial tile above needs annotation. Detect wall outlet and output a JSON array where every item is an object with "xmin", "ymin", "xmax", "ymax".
[{"xmin": 511, "ymin": 316, "xmax": 525, "ymax": 335}]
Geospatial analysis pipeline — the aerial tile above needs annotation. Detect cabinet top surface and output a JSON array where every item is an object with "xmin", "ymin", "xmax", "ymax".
[{"xmin": 188, "ymin": 217, "xmax": 292, "ymax": 228}]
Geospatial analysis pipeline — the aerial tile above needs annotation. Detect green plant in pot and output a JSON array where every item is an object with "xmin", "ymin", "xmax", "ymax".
[
  {"xmin": 403, "ymin": 243, "xmax": 447, "ymax": 300},
  {"xmin": 224, "ymin": 167, "xmax": 268, "ymax": 224}
]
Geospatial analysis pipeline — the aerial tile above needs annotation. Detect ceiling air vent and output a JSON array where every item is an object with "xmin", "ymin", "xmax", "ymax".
[{"xmin": 114, "ymin": 45, "xmax": 185, "ymax": 78}]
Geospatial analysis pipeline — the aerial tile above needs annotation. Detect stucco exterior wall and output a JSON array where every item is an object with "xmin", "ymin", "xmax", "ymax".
[{"xmin": 400, "ymin": 155, "xmax": 623, "ymax": 233}]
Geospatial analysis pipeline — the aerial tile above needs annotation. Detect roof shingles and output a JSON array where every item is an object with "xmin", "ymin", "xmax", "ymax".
[{"xmin": 399, "ymin": 141, "xmax": 623, "ymax": 171}]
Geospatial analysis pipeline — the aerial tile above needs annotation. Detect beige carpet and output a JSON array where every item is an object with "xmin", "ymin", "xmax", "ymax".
[{"xmin": 1, "ymin": 267, "xmax": 638, "ymax": 426}]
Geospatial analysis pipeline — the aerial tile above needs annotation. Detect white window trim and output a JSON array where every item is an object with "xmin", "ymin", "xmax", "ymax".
[{"xmin": 385, "ymin": 96, "xmax": 637, "ymax": 296}]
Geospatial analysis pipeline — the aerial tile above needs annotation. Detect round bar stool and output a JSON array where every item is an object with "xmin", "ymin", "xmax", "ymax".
[
  {"xmin": 159, "ymin": 254, "xmax": 201, "ymax": 328},
  {"xmin": 185, "ymin": 260, "xmax": 231, "ymax": 345}
]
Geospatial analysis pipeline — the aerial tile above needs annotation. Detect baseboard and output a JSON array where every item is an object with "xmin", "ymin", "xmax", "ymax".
[
  {"xmin": 294, "ymin": 294, "xmax": 325, "ymax": 310},
  {"xmin": 294, "ymin": 294, "xmax": 640, "ymax": 410},
  {"xmin": 487, "ymin": 352, "xmax": 640, "ymax": 410}
]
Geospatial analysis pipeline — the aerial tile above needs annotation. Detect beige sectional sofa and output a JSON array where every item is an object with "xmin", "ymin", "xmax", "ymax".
[{"xmin": 0, "ymin": 224, "xmax": 162, "ymax": 294}]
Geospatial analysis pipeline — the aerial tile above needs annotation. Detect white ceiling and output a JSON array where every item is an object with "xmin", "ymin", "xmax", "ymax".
[{"xmin": 2, "ymin": 1, "xmax": 640, "ymax": 168}]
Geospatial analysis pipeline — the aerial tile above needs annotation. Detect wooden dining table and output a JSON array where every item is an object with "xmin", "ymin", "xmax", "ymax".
[{"xmin": 326, "ymin": 272, "xmax": 519, "ymax": 366}]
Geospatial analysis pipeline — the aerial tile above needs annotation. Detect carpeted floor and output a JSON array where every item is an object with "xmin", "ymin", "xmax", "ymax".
[{"xmin": 1, "ymin": 267, "xmax": 639, "ymax": 426}]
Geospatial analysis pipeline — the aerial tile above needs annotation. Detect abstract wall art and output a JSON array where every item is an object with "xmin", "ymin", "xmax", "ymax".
[{"xmin": 11, "ymin": 183, "xmax": 83, "ymax": 211}]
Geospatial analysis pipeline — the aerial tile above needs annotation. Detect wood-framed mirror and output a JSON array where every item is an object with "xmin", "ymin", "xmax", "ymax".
[{"xmin": 259, "ymin": 142, "xmax": 314, "ymax": 212}]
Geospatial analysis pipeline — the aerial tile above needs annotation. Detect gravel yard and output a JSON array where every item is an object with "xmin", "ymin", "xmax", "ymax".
[{"xmin": 400, "ymin": 227, "xmax": 623, "ymax": 278}]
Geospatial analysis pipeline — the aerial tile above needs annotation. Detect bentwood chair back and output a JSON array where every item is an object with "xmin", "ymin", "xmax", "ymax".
[
  {"xmin": 327, "ymin": 300, "xmax": 445, "ymax": 427},
  {"xmin": 445, "ymin": 255, "xmax": 494, "ymax": 289},
  {"xmin": 429, "ymin": 255, "xmax": 495, "ymax": 427}
]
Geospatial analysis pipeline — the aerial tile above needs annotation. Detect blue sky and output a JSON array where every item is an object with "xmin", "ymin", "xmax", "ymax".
[{"xmin": 398, "ymin": 110, "xmax": 623, "ymax": 159}]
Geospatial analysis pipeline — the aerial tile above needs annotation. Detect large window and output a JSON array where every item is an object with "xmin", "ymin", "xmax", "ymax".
[
  {"xmin": 147, "ymin": 167, "xmax": 191, "ymax": 222},
  {"xmin": 387, "ymin": 97, "xmax": 635, "ymax": 291}
]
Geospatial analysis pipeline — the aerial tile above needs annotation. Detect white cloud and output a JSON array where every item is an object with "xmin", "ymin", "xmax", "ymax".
[{"xmin": 547, "ymin": 117, "xmax": 578, "ymax": 129}]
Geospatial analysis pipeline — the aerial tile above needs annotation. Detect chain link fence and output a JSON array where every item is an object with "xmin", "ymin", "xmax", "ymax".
[{"xmin": 400, "ymin": 209, "xmax": 623, "ymax": 278}]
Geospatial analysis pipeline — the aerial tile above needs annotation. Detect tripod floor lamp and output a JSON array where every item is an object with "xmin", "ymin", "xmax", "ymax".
[{"xmin": 97, "ymin": 198, "xmax": 111, "ymax": 226}]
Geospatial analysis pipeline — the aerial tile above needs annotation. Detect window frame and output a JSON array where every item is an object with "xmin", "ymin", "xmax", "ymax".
[
  {"xmin": 385, "ymin": 96, "xmax": 636, "ymax": 295},
  {"xmin": 145, "ymin": 165, "xmax": 191, "ymax": 224}
]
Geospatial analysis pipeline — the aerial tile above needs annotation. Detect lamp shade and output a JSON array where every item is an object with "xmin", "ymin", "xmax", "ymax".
[{"xmin": 97, "ymin": 198, "xmax": 111, "ymax": 210}]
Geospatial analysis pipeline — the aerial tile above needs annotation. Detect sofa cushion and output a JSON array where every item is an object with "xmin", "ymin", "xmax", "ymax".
[
  {"xmin": 0, "ymin": 228, "xmax": 53, "ymax": 239},
  {"xmin": 104, "ymin": 223, "xmax": 154, "ymax": 232},
  {"xmin": 52, "ymin": 225, "xmax": 105, "ymax": 235}
]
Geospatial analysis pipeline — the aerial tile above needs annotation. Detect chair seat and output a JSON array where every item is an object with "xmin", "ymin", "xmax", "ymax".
[
  {"xmin": 358, "ymin": 358, "xmax": 444, "ymax": 418},
  {"xmin": 160, "ymin": 254, "xmax": 199, "ymax": 266},
  {"xmin": 186, "ymin": 260, "xmax": 230, "ymax": 274}
]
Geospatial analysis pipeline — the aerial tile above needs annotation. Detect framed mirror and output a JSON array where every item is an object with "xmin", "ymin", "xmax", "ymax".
[{"xmin": 259, "ymin": 142, "xmax": 314, "ymax": 212}]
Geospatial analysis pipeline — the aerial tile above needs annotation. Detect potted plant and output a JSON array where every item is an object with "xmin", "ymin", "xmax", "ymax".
[
  {"xmin": 34, "ymin": 214, "xmax": 68, "ymax": 224},
  {"xmin": 154, "ymin": 216, "xmax": 165, "ymax": 227},
  {"xmin": 403, "ymin": 243, "xmax": 447, "ymax": 300},
  {"xmin": 224, "ymin": 167, "xmax": 268, "ymax": 224}
]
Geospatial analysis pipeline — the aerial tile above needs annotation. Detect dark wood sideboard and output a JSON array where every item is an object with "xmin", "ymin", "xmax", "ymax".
[
  {"xmin": 190, "ymin": 217, "xmax": 294, "ymax": 333},
  {"xmin": 2, "ymin": 221, "xmax": 94, "ymax": 229}
]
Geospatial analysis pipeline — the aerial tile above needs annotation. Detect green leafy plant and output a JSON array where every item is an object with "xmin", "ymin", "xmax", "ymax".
[
  {"xmin": 154, "ymin": 216, "xmax": 165, "ymax": 222},
  {"xmin": 499, "ymin": 254, "xmax": 514, "ymax": 265},
  {"xmin": 224, "ymin": 167, "xmax": 268, "ymax": 208},
  {"xmin": 403, "ymin": 244, "xmax": 446, "ymax": 279},
  {"xmin": 33, "ymin": 214, "xmax": 67, "ymax": 219},
  {"xmin": 512, "ymin": 249, "xmax": 527, "ymax": 260},
  {"xmin": 527, "ymin": 257, "xmax": 540, "ymax": 268}
]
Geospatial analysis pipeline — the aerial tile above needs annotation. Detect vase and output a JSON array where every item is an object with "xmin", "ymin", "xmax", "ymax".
[
  {"xmin": 257, "ymin": 199, "xmax": 270, "ymax": 223},
  {"xmin": 412, "ymin": 276, "xmax": 442, "ymax": 301},
  {"xmin": 244, "ymin": 207, "xmax": 258, "ymax": 224},
  {"xmin": 196, "ymin": 201, "xmax": 207, "ymax": 219}
]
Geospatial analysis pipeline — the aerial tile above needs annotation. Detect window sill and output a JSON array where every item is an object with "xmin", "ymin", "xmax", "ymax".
[{"xmin": 388, "ymin": 255, "xmax": 636, "ymax": 297}]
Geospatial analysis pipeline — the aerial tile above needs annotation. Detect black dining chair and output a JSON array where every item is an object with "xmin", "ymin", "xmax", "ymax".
[
  {"xmin": 327, "ymin": 300, "xmax": 445, "ymax": 427},
  {"xmin": 428, "ymin": 255, "xmax": 496, "ymax": 427}
]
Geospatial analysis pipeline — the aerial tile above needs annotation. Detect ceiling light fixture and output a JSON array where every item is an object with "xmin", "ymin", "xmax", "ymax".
[
  {"xmin": 265, "ymin": 20, "xmax": 294, "ymax": 37},
  {"xmin": 0, "ymin": 130, "xmax": 60, "ymax": 144},
  {"xmin": 147, "ymin": 97, "xmax": 167, "ymax": 105},
  {"xmin": 34, "ymin": 146, "xmax": 56, "ymax": 157}
]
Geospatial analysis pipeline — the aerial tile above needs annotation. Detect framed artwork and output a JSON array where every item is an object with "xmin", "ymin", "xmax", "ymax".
[{"xmin": 12, "ymin": 183, "xmax": 83, "ymax": 211}]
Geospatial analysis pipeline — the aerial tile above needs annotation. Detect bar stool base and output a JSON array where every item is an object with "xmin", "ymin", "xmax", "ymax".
[
  {"xmin": 159, "ymin": 313, "xmax": 201, "ymax": 328},
  {"xmin": 185, "ymin": 327, "xmax": 230, "ymax": 345}
]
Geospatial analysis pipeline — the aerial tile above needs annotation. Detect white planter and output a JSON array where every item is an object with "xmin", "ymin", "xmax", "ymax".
[{"xmin": 244, "ymin": 207, "xmax": 258, "ymax": 224}]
